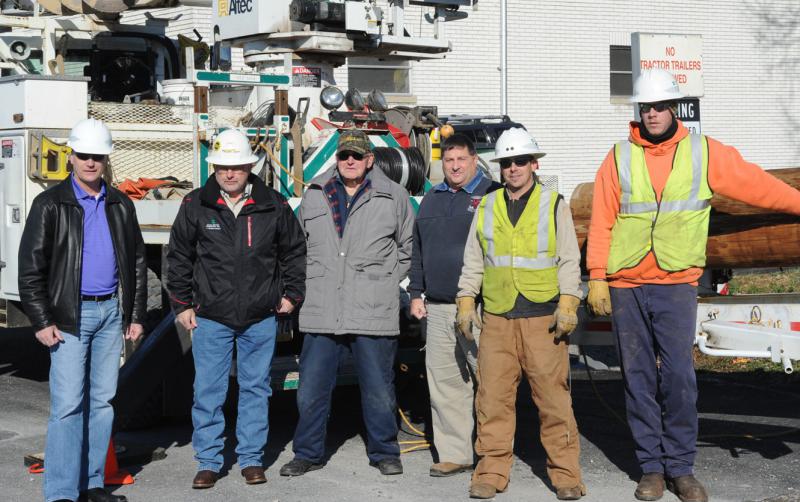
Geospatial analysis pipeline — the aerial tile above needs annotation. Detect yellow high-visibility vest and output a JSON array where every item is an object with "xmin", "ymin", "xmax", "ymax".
[
  {"xmin": 477, "ymin": 183, "xmax": 559, "ymax": 314},
  {"xmin": 607, "ymin": 134, "xmax": 712, "ymax": 274}
]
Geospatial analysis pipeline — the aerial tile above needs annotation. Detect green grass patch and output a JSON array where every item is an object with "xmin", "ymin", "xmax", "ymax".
[
  {"xmin": 727, "ymin": 268, "xmax": 800, "ymax": 294},
  {"xmin": 694, "ymin": 348, "xmax": 800, "ymax": 388},
  {"xmin": 694, "ymin": 348, "xmax": 785, "ymax": 373}
]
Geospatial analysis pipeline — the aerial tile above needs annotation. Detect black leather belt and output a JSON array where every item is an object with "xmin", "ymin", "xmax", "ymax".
[{"xmin": 81, "ymin": 293, "xmax": 116, "ymax": 302}]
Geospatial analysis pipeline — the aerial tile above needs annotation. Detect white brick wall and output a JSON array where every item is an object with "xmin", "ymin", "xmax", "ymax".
[
  {"xmin": 121, "ymin": 7, "xmax": 211, "ymax": 39},
  {"xmin": 407, "ymin": 1, "xmax": 800, "ymax": 199}
]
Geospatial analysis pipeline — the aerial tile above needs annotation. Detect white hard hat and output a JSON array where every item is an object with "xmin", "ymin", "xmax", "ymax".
[
  {"xmin": 491, "ymin": 127, "xmax": 546, "ymax": 162},
  {"xmin": 206, "ymin": 129, "xmax": 258, "ymax": 166},
  {"xmin": 630, "ymin": 69, "xmax": 686, "ymax": 104},
  {"xmin": 67, "ymin": 118, "xmax": 113, "ymax": 155}
]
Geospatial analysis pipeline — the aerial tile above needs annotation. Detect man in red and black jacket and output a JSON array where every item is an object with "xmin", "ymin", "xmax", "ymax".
[{"xmin": 167, "ymin": 129, "xmax": 306, "ymax": 490}]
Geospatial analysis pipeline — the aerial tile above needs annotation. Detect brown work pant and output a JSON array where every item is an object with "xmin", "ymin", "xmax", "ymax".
[{"xmin": 472, "ymin": 312, "xmax": 582, "ymax": 491}]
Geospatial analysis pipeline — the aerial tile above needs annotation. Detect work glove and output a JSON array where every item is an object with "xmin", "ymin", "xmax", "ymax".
[
  {"xmin": 587, "ymin": 280, "xmax": 612, "ymax": 316},
  {"xmin": 455, "ymin": 296, "xmax": 481, "ymax": 341},
  {"xmin": 550, "ymin": 294, "xmax": 580, "ymax": 338}
]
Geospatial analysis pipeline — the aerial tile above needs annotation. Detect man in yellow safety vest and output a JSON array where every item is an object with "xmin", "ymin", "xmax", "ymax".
[{"xmin": 457, "ymin": 127, "xmax": 585, "ymax": 500}]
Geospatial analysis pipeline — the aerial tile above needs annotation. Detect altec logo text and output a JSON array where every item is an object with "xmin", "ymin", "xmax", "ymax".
[{"xmin": 218, "ymin": 0, "xmax": 253, "ymax": 16}]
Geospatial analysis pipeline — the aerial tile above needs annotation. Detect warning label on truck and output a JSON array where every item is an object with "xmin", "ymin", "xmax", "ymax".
[
  {"xmin": 292, "ymin": 66, "xmax": 321, "ymax": 88},
  {"xmin": 1, "ymin": 139, "xmax": 13, "ymax": 158}
]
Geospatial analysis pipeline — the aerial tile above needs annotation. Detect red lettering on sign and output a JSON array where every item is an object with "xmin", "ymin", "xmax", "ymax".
[
  {"xmin": 666, "ymin": 46, "xmax": 676, "ymax": 56},
  {"xmin": 640, "ymin": 60, "xmax": 672, "ymax": 70}
]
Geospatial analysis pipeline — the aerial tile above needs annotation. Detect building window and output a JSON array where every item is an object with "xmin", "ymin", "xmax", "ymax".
[
  {"xmin": 347, "ymin": 57, "xmax": 410, "ymax": 95},
  {"xmin": 610, "ymin": 45, "xmax": 632, "ymax": 97}
]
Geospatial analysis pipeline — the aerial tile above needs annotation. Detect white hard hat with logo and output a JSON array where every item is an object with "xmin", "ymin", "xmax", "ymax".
[
  {"xmin": 491, "ymin": 127, "xmax": 546, "ymax": 162},
  {"xmin": 67, "ymin": 118, "xmax": 113, "ymax": 155},
  {"xmin": 630, "ymin": 69, "xmax": 687, "ymax": 104},
  {"xmin": 206, "ymin": 129, "xmax": 259, "ymax": 166}
]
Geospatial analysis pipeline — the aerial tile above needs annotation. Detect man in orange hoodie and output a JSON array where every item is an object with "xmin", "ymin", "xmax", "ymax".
[{"xmin": 586, "ymin": 69, "xmax": 800, "ymax": 502}]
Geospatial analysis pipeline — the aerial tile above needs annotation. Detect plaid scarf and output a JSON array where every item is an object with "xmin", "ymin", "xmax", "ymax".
[{"xmin": 323, "ymin": 174, "xmax": 371, "ymax": 238}]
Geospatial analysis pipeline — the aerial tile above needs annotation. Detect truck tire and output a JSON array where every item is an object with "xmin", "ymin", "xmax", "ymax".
[
  {"xmin": 122, "ymin": 245, "xmax": 169, "ymax": 361},
  {"xmin": 4, "ymin": 300, "xmax": 31, "ymax": 328},
  {"xmin": 144, "ymin": 266, "xmax": 167, "ymax": 331},
  {"xmin": 114, "ymin": 383, "xmax": 164, "ymax": 431},
  {"xmin": 122, "ymin": 266, "xmax": 165, "ymax": 362}
]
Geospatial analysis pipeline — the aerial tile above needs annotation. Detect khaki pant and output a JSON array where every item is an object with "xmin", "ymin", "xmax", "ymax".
[
  {"xmin": 472, "ymin": 312, "xmax": 581, "ymax": 491},
  {"xmin": 424, "ymin": 302, "xmax": 479, "ymax": 465}
]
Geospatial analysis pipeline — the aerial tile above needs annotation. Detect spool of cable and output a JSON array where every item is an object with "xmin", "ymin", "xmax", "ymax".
[
  {"xmin": 9, "ymin": 40, "xmax": 31, "ymax": 61},
  {"xmin": 243, "ymin": 101, "xmax": 296, "ymax": 128},
  {"xmin": 415, "ymin": 132, "xmax": 432, "ymax": 169},
  {"xmin": 372, "ymin": 147, "xmax": 428, "ymax": 195}
]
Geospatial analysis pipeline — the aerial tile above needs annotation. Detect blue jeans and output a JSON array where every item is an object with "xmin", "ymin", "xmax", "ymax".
[
  {"xmin": 292, "ymin": 333, "xmax": 399, "ymax": 464},
  {"xmin": 611, "ymin": 284, "xmax": 698, "ymax": 477},
  {"xmin": 191, "ymin": 316, "xmax": 277, "ymax": 472},
  {"xmin": 44, "ymin": 299, "xmax": 122, "ymax": 502}
]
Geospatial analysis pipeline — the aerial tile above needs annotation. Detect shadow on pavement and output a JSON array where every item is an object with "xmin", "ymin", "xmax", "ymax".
[
  {"xmin": 0, "ymin": 327, "xmax": 49, "ymax": 382},
  {"xmin": 11, "ymin": 316, "xmax": 797, "ymax": 494},
  {"xmin": 565, "ymin": 365, "xmax": 800, "ymax": 483}
]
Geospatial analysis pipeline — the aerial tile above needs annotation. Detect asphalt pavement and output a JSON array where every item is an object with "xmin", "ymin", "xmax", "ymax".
[{"xmin": 1, "ymin": 327, "xmax": 799, "ymax": 502}]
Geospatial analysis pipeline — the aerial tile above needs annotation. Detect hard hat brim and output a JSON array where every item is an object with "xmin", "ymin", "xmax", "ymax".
[
  {"xmin": 206, "ymin": 153, "xmax": 260, "ymax": 166},
  {"xmin": 67, "ymin": 140, "xmax": 113, "ymax": 155},
  {"xmin": 490, "ymin": 150, "xmax": 546, "ymax": 162},
  {"xmin": 629, "ymin": 91, "xmax": 687, "ymax": 104}
]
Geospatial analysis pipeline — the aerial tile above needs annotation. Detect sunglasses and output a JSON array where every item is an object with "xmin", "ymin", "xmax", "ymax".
[
  {"xmin": 499, "ymin": 156, "xmax": 533, "ymax": 169},
  {"xmin": 639, "ymin": 102, "xmax": 672, "ymax": 114},
  {"xmin": 74, "ymin": 152, "xmax": 107, "ymax": 162},
  {"xmin": 337, "ymin": 150, "xmax": 365, "ymax": 161}
]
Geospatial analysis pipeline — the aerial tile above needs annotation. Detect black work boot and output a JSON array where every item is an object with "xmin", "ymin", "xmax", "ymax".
[
  {"xmin": 369, "ymin": 458, "xmax": 403, "ymax": 475},
  {"xmin": 279, "ymin": 458, "xmax": 324, "ymax": 476},
  {"xmin": 84, "ymin": 488, "xmax": 128, "ymax": 502}
]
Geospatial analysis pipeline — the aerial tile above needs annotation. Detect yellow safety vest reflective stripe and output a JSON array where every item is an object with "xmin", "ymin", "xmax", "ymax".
[
  {"xmin": 607, "ymin": 134, "xmax": 712, "ymax": 274},
  {"xmin": 477, "ymin": 184, "xmax": 559, "ymax": 314}
]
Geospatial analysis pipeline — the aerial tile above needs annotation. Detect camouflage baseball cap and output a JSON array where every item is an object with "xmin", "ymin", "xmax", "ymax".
[{"xmin": 337, "ymin": 129, "xmax": 372, "ymax": 155}]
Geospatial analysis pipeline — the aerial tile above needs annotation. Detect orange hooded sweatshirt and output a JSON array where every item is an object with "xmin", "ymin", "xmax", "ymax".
[{"xmin": 587, "ymin": 120, "xmax": 800, "ymax": 288}]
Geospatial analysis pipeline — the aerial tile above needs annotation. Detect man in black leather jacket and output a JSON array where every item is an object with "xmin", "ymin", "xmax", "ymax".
[{"xmin": 18, "ymin": 118, "xmax": 146, "ymax": 502}]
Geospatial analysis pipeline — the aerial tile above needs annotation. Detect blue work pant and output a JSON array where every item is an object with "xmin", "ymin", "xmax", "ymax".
[
  {"xmin": 610, "ymin": 284, "xmax": 698, "ymax": 477},
  {"xmin": 291, "ymin": 333, "xmax": 400, "ymax": 464},
  {"xmin": 191, "ymin": 316, "xmax": 277, "ymax": 472},
  {"xmin": 44, "ymin": 299, "xmax": 122, "ymax": 502}
]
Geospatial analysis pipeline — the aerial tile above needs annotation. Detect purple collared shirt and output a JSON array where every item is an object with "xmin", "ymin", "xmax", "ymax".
[{"xmin": 71, "ymin": 175, "xmax": 118, "ymax": 296}]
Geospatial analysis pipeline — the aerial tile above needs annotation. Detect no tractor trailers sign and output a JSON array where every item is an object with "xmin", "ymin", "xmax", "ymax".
[{"xmin": 631, "ymin": 32, "xmax": 704, "ymax": 97}]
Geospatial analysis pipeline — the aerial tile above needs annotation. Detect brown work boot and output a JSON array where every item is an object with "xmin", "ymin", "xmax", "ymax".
[
  {"xmin": 430, "ymin": 462, "xmax": 472, "ymax": 477},
  {"xmin": 241, "ymin": 466, "xmax": 267, "ymax": 485},
  {"xmin": 469, "ymin": 482, "xmax": 497, "ymax": 499},
  {"xmin": 556, "ymin": 483, "xmax": 586, "ymax": 500},
  {"xmin": 635, "ymin": 473, "xmax": 665, "ymax": 501},
  {"xmin": 192, "ymin": 470, "xmax": 218, "ymax": 489},
  {"xmin": 668, "ymin": 475, "xmax": 708, "ymax": 502}
]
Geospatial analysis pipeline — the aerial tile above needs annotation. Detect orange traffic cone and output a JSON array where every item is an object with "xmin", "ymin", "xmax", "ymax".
[{"xmin": 104, "ymin": 439, "xmax": 134, "ymax": 486}]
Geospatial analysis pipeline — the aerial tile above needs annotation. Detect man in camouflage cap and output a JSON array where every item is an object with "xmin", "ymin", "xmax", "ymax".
[
  {"xmin": 281, "ymin": 128, "xmax": 414, "ymax": 477},
  {"xmin": 337, "ymin": 128, "xmax": 373, "ymax": 156}
]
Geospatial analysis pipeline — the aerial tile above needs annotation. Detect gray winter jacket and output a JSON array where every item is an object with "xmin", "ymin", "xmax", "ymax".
[{"xmin": 298, "ymin": 167, "xmax": 414, "ymax": 336}]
